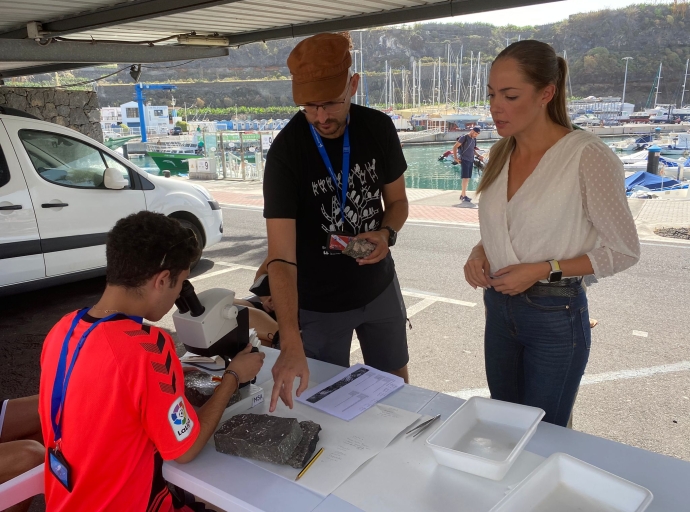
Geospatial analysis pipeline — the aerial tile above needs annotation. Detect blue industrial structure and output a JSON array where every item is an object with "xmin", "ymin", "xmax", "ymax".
[{"xmin": 134, "ymin": 83, "xmax": 177, "ymax": 142}]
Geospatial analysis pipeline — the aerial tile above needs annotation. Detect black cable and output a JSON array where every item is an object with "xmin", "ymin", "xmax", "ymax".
[
  {"xmin": 55, "ymin": 65, "xmax": 132, "ymax": 88},
  {"xmin": 142, "ymin": 60, "xmax": 196, "ymax": 69}
]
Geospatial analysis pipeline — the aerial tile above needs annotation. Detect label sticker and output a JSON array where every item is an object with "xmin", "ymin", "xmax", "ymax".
[
  {"xmin": 168, "ymin": 397, "xmax": 194, "ymax": 441},
  {"xmin": 252, "ymin": 392, "xmax": 264, "ymax": 408}
]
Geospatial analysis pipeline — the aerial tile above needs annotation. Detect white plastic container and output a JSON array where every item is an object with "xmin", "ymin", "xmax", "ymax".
[
  {"xmin": 426, "ymin": 396, "xmax": 545, "ymax": 481},
  {"xmin": 490, "ymin": 452, "xmax": 653, "ymax": 512}
]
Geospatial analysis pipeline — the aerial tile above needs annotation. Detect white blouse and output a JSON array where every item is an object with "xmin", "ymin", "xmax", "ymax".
[{"xmin": 478, "ymin": 130, "xmax": 640, "ymax": 278}]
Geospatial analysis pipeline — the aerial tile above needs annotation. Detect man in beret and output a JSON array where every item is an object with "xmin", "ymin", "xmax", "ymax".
[{"xmin": 263, "ymin": 32, "xmax": 410, "ymax": 412}]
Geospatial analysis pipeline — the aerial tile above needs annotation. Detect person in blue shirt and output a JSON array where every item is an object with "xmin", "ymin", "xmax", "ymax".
[{"xmin": 452, "ymin": 126, "xmax": 484, "ymax": 205}]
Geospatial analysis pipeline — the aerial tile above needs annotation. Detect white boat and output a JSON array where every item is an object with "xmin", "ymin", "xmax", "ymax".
[
  {"xmin": 572, "ymin": 114, "xmax": 600, "ymax": 126},
  {"xmin": 655, "ymin": 133, "xmax": 690, "ymax": 155},
  {"xmin": 609, "ymin": 135, "xmax": 654, "ymax": 152}
]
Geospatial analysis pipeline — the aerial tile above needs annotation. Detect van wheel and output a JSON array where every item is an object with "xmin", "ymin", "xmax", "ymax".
[{"xmin": 177, "ymin": 219, "xmax": 203, "ymax": 270}]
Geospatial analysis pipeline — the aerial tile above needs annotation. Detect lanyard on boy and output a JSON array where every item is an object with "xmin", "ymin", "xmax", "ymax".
[
  {"xmin": 309, "ymin": 115, "xmax": 350, "ymax": 227},
  {"xmin": 50, "ymin": 308, "xmax": 143, "ymax": 446}
]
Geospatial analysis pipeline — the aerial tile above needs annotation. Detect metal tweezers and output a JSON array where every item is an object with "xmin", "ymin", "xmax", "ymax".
[{"xmin": 406, "ymin": 414, "xmax": 441, "ymax": 438}]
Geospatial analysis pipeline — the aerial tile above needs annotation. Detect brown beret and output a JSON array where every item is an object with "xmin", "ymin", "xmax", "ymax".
[{"xmin": 287, "ymin": 33, "xmax": 352, "ymax": 105}]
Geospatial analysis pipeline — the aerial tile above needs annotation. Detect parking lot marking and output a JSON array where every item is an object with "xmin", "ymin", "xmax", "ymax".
[
  {"xmin": 350, "ymin": 297, "xmax": 439, "ymax": 355},
  {"xmin": 191, "ymin": 266, "xmax": 242, "ymax": 282},
  {"xmin": 632, "ymin": 330, "xmax": 649, "ymax": 338},
  {"xmin": 214, "ymin": 261, "xmax": 261, "ymax": 271},
  {"xmin": 448, "ymin": 360, "xmax": 690, "ymax": 400},
  {"xmin": 401, "ymin": 290, "xmax": 476, "ymax": 308}
]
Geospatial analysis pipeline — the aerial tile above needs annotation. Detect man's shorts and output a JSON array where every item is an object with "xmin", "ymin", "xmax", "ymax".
[
  {"xmin": 299, "ymin": 275, "xmax": 409, "ymax": 371},
  {"xmin": 460, "ymin": 159, "xmax": 474, "ymax": 179}
]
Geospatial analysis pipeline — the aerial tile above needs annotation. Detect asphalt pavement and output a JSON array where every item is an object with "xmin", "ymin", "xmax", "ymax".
[{"xmin": 2, "ymin": 203, "xmax": 689, "ymax": 465}]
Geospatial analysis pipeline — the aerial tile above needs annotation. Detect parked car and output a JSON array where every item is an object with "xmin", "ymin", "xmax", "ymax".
[
  {"xmin": 0, "ymin": 110, "xmax": 223, "ymax": 296},
  {"xmin": 171, "ymin": 126, "xmax": 183, "ymax": 135}
]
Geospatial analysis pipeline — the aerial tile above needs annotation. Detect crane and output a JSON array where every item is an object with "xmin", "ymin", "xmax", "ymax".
[{"xmin": 134, "ymin": 83, "xmax": 177, "ymax": 142}]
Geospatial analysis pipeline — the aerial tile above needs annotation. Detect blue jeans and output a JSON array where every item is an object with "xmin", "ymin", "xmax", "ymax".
[{"xmin": 483, "ymin": 284, "xmax": 591, "ymax": 426}]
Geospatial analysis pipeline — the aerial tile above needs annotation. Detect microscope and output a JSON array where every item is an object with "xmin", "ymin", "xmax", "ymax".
[{"xmin": 173, "ymin": 281, "xmax": 264, "ymax": 412}]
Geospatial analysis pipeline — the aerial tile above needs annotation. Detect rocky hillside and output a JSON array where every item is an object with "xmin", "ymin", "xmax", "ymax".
[{"xmin": 18, "ymin": 2, "xmax": 690, "ymax": 111}]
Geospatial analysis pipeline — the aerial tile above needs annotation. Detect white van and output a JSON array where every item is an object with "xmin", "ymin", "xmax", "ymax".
[{"xmin": 0, "ymin": 109, "xmax": 223, "ymax": 296}]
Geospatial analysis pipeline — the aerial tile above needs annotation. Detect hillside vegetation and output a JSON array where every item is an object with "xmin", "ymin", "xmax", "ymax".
[{"xmin": 16, "ymin": 2, "xmax": 690, "ymax": 111}]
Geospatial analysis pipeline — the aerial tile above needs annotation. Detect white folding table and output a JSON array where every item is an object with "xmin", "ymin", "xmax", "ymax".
[{"xmin": 164, "ymin": 348, "xmax": 690, "ymax": 512}]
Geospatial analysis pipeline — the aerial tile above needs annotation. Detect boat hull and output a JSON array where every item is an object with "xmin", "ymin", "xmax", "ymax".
[{"xmin": 148, "ymin": 151, "xmax": 203, "ymax": 174}]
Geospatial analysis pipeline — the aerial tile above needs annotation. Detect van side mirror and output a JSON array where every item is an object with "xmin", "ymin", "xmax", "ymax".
[{"xmin": 103, "ymin": 168, "xmax": 128, "ymax": 189}]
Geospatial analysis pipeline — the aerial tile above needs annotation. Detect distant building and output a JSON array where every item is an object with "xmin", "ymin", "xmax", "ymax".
[
  {"xmin": 120, "ymin": 101, "xmax": 171, "ymax": 133},
  {"xmin": 569, "ymin": 97, "xmax": 635, "ymax": 121}
]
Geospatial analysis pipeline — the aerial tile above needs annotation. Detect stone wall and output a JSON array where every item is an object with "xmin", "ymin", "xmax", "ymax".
[{"xmin": 0, "ymin": 88, "xmax": 103, "ymax": 142}]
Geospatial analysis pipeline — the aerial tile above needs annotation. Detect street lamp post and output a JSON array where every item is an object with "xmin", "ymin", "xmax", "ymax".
[{"xmin": 621, "ymin": 57, "xmax": 633, "ymax": 110}]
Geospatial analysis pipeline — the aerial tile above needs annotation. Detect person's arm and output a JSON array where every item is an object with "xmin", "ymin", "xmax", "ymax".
[
  {"xmin": 266, "ymin": 218, "xmax": 309, "ymax": 412},
  {"xmin": 176, "ymin": 345, "xmax": 264, "ymax": 463},
  {"xmin": 0, "ymin": 395, "xmax": 42, "ymax": 443},
  {"xmin": 355, "ymin": 176, "xmax": 408, "ymax": 265},
  {"xmin": 452, "ymin": 140, "xmax": 462, "ymax": 162}
]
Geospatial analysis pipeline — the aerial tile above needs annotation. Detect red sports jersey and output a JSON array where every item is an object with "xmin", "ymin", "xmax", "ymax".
[{"xmin": 39, "ymin": 312, "xmax": 199, "ymax": 512}]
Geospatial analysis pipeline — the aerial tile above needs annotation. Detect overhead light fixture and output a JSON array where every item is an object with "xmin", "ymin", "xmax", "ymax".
[
  {"xmin": 177, "ymin": 35, "xmax": 230, "ymax": 46},
  {"xmin": 130, "ymin": 64, "xmax": 142, "ymax": 83}
]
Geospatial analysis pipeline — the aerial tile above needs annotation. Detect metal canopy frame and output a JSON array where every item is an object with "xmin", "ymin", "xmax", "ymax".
[{"xmin": 0, "ymin": 0, "xmax": 555, "ymax": 79}]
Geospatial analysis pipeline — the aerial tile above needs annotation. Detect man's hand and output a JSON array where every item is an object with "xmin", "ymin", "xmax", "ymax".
[
  {"xmin": 490, "ymin": 263, "xmax": 550, "ymax": 296},
  {"xmin": 270, "ymin": 341, "xmax": 310, "ymax": 412},
  {"xmin": 354, "ymin": 230, "xmax": 389, "ymax": 265}
]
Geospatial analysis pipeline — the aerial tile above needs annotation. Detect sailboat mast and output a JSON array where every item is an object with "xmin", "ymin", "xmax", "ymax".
[
  {"xmin": 655, "ymin": 61, "xmax": 662, "ymax": 107},
  {"xmin": 682, "ymin": 58, "xmax": 689, "ymax": 107},
  {"xmin": 384, "ymin": 61, "xmax": 388, "ymax": 108},
  {"xmin": 468, "ymin": 52, "xmax": 474, "ymax": 105}
]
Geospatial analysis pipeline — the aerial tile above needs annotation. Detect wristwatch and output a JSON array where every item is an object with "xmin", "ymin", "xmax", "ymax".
[
  {"xmin": 547, "ymin": 260, "xmax": 563, "ymax": 283},
  {"xmin": 382, "ymin": 226, "xmax": 397, "ymax": 247}
]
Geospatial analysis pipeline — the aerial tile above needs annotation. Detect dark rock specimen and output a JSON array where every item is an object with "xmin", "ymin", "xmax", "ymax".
[
  {"xmin": 214, "ymin": 414, "xmax": 303, "ymax": 464},
  {"xmin": 285, "ymin": 421, "xmax": 322, "ymax": 469},
  {"xmin": 184, "ymin": 370, "xmax": 241, "ymax": 408},
  {"xmin": 343, "ymin": 238, "xmax": 376, "ymax": 259}
]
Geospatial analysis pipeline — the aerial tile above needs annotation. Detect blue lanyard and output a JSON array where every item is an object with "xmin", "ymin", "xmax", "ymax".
[
  {"xmin": 50, "ymin": 308, "xmax": 143, "ymax": 444},
  {"xmin": 309, "ymin": 116, "xmax": 350, "ymax": 227}
]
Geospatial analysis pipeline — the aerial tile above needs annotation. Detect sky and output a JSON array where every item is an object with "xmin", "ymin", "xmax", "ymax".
[{"xmin": 423, "ymin": 0, "xmax": 671, "ymax": 26}]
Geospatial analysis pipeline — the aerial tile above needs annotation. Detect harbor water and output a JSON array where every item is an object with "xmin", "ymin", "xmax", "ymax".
[{"xmin": 129, "ymin": 135, "xmax": 636, "ymax": 192}]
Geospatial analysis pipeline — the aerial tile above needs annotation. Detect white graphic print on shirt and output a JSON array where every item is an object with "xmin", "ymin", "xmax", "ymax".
[{"xmin": 312, "ymin": 159, "xmax": 381, "ymax": 235}]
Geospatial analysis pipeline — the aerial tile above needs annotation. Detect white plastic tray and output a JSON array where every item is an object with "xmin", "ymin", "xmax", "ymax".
[
  {"xmin": 490, "ymin": 452, "xmax": 654, "ymax": 512},
  {"xmin": 426, "ymin": 396, "xmax": 544, "ymax": 481}
]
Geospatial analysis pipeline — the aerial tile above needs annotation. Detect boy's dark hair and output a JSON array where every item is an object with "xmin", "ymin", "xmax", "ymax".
[{"xmin": 106, "ymin": 211, "xmax": 200, "ymax": 288}]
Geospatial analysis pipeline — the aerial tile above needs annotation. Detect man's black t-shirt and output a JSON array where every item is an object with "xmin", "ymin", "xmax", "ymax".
[{"xmin": 263, "ymin": 104, "xmax": 407, "ymax": 313}]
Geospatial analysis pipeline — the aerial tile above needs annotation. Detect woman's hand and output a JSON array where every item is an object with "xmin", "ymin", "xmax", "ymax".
[
  {"xmin": 226, "ymin": 344, "xmax": 265, "ymax": 384},
  {"xmin": 464, "ymin": 244, "xmax": 491, "ymax": 289},
  {"xmin": 490, "ymin": 263, "xmax": 550, "ymax": 296}
]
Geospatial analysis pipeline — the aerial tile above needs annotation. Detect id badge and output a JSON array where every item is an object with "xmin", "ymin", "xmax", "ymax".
[
  {"xmin": 327, "ymin": 232, "xmax": 354, "ymax": 253},
  {"xmin": 48, "ymin": 448, "xmax": 73, "ymax": 492}
]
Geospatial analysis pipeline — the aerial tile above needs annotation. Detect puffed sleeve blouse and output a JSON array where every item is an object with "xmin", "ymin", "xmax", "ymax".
[{"xmin": 478, "ymin": 130, "xmax": 640, "ymax": 278}]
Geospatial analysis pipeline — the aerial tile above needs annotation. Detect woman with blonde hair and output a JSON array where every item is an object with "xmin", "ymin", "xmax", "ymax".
[{"xmin": 464, "ymin": 40, "xmax": 640, "ymax": 426}]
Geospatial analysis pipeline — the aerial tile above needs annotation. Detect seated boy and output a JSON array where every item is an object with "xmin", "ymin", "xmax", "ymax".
[{"xmin": 38, "ymin": 211, "xmax": 265, "ymax": 511}]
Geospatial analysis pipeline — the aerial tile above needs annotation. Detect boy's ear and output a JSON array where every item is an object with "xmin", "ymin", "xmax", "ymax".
[{"xmin": 152, "ymin": 270, "xmax": 172, "ymax": 291}]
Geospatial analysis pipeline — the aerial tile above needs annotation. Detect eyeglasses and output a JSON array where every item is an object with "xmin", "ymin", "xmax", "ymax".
[
  {"xmin": 160, "ymin": 229, "xmax": 196, "ymax": 268},
  {"xmin": 298, "ymin": 77, "xmax": 353, "ymax": 115}
]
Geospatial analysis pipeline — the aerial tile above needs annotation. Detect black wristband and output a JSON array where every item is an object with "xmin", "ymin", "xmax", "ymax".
[{"xmin": 266, "ymin": 258, "xmax": 297, "ymax": 269}]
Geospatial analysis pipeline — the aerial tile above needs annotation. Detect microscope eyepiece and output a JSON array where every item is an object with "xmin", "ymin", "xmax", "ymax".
[{"xmin": 177, "ymin": 280, "xmax": 205, "ymax": 317}]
